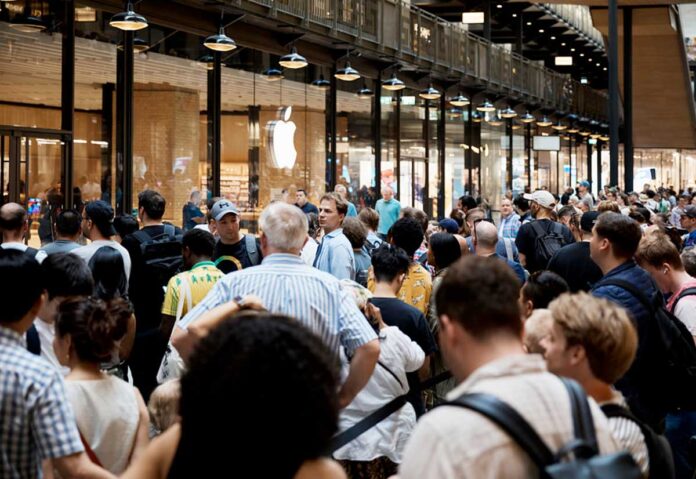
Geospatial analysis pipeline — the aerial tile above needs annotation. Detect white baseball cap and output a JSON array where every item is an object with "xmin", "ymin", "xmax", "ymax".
[{"xmin": 523, "ymin": 190, "xmax": 556, "ymax": 209}]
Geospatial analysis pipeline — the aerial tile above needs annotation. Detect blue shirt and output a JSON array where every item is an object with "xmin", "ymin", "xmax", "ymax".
[
  {"xmin": 179, "ymin": 254, "xmax": 376, "ymax": 355},
  {"xmin": 685, "ymin": 230, "xmax": 696, "ymax": 249},
  {"xmin": 314, "ymin": 228, "xmax": 356, "ymax": 281},
  {"xmin": 183, "ymin": 202, "xmax": 204, "ymax": 231},
  {"xmin": 0, "ymin": 326, "xmax": 83, "ymax": 478},
  {"xmin": 376, "ymin": 199, "xmax": 401, "ymax": 235},
  {"xmin": 347, "ymin": 201, "xmax": 358, "ymax": 217}
]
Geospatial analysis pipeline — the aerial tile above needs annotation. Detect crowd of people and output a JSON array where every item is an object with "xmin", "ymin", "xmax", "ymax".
[{"xmin": 1, "ymin": 180, "xmax": 696, "ymax": 479}]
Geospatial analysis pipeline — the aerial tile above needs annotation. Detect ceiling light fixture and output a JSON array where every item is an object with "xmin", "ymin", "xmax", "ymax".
[
  {"xmin": 9, "ymin": 0, "xmax": 47, "ymax": 33},
  {"xmin": 551, "ymin": 121, "xmax": 567, "ymax": 131},
  {"xmin": 519, "ymin": 111, "xmax": 535, "ymax": 123},
  {"xmin": 382, "ymin": 72, "xmax": 405, "ymax": 91},
  {"xmin": 500, "ymin": 107, "xmax": 517, "ymax": 118},
  {"xmin": 262, "ymin": 68, "xmax": 284, "ymax": 81},
  {"xmin": 450, "ymin": 93, "xmax": 470, "ymax": 107},
  {"xmin": 118, "ymin": 37, "xmax": 149, "ymax": 53},
  {"xmin": 279, "ymin": 46, "xmax": 308, "ymax": 69},
  {"xmin": 357, "ymin": 83, "xmax": 373, "ymax": 98},
  {"xmin": 419, "ymin": 83, "xmax": 441, "ymax": 100},
  {"xmin": 487, "ymin": 115, "xmax": 503, "ymax": 127},
  {"xmin": 109, "ymin": 1, "xmax": 148, "ymax": 31},
  {"xmin": 335, "ymin": 54, "xmax": 361, "ymax": 81},
  {"xmin": 472, "ymin": 112, "xmax": 483, "ymax": 123},
  {"xmin": 536, "ymin": 116, "xmax": 552, "ymax": 127},
  {"xmin": 476, "ymin": 99, "xmax": 496, "ymax": 112},
  {"xmin": 311, "ymin": 75, "xmax": 330, "ymax": 91},
  {"xmin": 204, "ymin": 13, "xmax": 237, "ymax": 52}
]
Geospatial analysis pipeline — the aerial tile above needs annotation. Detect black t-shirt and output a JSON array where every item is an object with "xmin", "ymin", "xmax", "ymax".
[
  {"xmin": 515, "ymin": 219, "xmax": 575, "ymax": 274},
  {"xmin": 547, "ymin": 241, "xmax": 603, "ymax": 292},
  {"xmin": 213, "ymin": 236, "xmax": 262, "ymax": 274},
  {"xmin": 370, "ymin": 297, "xmax": 437, "ymax": 417}
]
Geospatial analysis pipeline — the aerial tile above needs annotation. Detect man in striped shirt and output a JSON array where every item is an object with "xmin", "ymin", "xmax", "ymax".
[{"xmin": 172, "ymin": 202, "xmax": 379, "ymax": 408}]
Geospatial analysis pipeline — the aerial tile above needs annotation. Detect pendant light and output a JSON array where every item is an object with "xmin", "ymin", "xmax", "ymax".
[
  {"xmin": 450, "ymin": 108, "xmax": 463, "ymax": 118},
  {"xmin": 118, "ymin": 37, "xmax": 149, "ymax": 53},
  {"xmin": 262, "ymin": 68, "xmax": 284, "ymax": 81},
  {"xmin": 551, "ymin": 121, "xmax": 567, "ymax": 131},
  {"xmin": 279, "ymin": 47, "xmax": 308, "ymax": 69},
  {"xmin": 519, "ymin": 111, "xmax": 535, "ymax": 124},
  {"xmin": 357, "ymin": 83, "xmax": 373, "ymax": 99},
  {"xmin": 335, "ymin": 61, "xmax": 361, "ymax": 82},
  {"xmin": 536, "ymin": 116, "xmax": 552, "ymax": 127},
  {"xmin": 9, "ymin": 0, "xmax": 46, "ymax": 33},
  {"xmin": 512, "ymin": 123, "xmax": 522, "ymax": 130},
  {"xmin": 311, "ymin": 75, "xmax": 331, "ymax": 91},
  {"xmin": 567, "ymin": 126, "xmax": 580, "ymax": 134},
  {"xmin": 487, "ymin": 115, "xmax": 503, "ymax": 127},
  {"xmin": 197, "ymin": 54, "xmax": 215, "ymax": 71},
  {"xmin": 109, "ymin": 1, "xmax": 148, "ymax": 31},
  {"xmin": 471, "ymin": 112, "xmax": 483, "ymax": 123},
  {"xmin": 450, "ymin": 93, "xmax": 470, "ymax": 107},
  {"xmin": 382, "ymin": 72, "xmax": 405, "ymax": 91},
  {"xmin": 204, "ymin": 25, "xmax": 237, "ymax": 52},
  {"xmin": 500, "ymin": 107, "xmax": 517, "ymax": 119},
  {"xmin": 579, "ymin": 130, "xmax": 591, "ymax": 137},
  {"xmin": 599, "ymin": 135, "xmax": 609, "ymax": 142},
  {"xmin": 590, "ymin": 132, "xmax": 601, "ymax": 139},
  {"xmin": 419, "ymin": 84, "xmax": 441, "ymax": 100},
  {"xmin": 476, "ymin": 99, "xmax": 496, "ymax": 112}
]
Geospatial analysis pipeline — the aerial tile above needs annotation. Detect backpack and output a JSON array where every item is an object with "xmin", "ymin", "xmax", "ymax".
[
  {"xmin": 131, "ymin": 224, "xmax": 183, "ymax": 288},
  {"xmin": 244, "ymin": 234, "xmax": 261, "ymax": 266},
  {"xmin": 530, "ymin": 220, "xmax": 567, "ymax": 267},
  {"xmin": 445, "ymin": 378, "xmax": 642, "ymax": 479},
  {"xmin": 600, "ymin": 403, "xmax": 675, "ymax": 479},
  {"xmin": 600, "ymin": 279, "xmax": 696, "ymax": 411}
]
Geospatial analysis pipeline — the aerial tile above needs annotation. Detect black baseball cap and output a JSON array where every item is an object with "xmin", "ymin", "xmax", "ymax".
[
  {"xmin": 85, "ymin": 200, "xmax": 116, "ymax": 236},
  {"xmin": 682, "ymin": 205, "xmax": 696, "ymax": 219},
  {"xmin": 580, "ymin": 211, "xmax": 600, "ymax": 233}
]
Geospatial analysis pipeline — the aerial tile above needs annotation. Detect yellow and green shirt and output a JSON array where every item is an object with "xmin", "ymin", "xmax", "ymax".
[{"xmin": 161, "ymin": 261, "xmax": 225, "ymax": 318}]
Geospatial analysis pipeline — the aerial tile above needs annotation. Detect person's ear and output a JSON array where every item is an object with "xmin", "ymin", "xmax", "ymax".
[
  {"xmin": 568, "ymin": 344, "xmax": 586, "ymax": 366},
  {"xmin": 662, "ymin": 262, "xmax": 671, "ymax": 275}
]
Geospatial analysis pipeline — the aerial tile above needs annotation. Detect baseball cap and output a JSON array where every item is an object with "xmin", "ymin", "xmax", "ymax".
[
  {"xmin": 580, "ymin": 211, "xmax": 600, "ymax": 233},
  {"xmin": 523, "ymin": 190, "xmax": 556, "ymax": 209},
  {"xmin": 681, "ymin": 205, "xmax": 696, "ymax": 219},
  {"xmin": 578, "ymin": 180, "xmax": 591, "ymax": 188},
  {"xmin": 211, "ymin": 199, "xmax": 239, "ymax": 221},
  {"xmin": 438, "ymin": 218, "xmax": 459, "ymax": 234},
  {"xmin": 84, "ymin": 200, "xmax": 116, "ymax": 236}
]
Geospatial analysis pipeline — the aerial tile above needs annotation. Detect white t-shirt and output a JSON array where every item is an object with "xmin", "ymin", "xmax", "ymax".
[
  {"xmin": 72, "ymin": 240, "xmax": 132, "ymax": 280},
  {"xmin": 33, "ymin": 318, "xmax": 70, "ymax": 376},
  {"xmin": 300, "ymin": 237, "xmax": 319, "ymax": 266},
  {"xmin": 1, "ymin": 242, "xmax": 47, "ymax": 263}
]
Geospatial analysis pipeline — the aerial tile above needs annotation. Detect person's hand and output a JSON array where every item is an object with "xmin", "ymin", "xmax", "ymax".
[{"xmin": 237, "ymin": 295, "xmax": 265, "ymax": 312}]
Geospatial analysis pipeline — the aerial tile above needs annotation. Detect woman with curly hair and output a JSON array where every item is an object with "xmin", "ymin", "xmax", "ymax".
[{"xmin": 121, "ymin": 310, "xmax": 346, "ymax": 479}]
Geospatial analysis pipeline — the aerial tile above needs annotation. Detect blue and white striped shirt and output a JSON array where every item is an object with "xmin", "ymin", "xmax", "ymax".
[
  {"xmin": 179, "ymin": 254, "xmax": 377, "ymax": 354},
  {"xmin": 0, "ymin": 326, "xmax": 83, "ymax": 479}
]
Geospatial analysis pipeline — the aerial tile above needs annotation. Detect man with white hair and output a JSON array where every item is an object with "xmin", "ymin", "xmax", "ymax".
[
  {"xmin": 171, "ymin": 202, "xmax": 380, "ymax": 408},
  {"xmin": 375, "ymin": 186, "xmax": 401, "ymax": 240}
]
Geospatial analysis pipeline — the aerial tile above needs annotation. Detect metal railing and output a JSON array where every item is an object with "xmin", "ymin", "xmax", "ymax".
[
  {"xmin": 238, "ymin": 0, "xmax": 607, "ymax": 117},
  {"xmin": 540, "ymin": 4, "xmax": 604, "ymax": 47}
]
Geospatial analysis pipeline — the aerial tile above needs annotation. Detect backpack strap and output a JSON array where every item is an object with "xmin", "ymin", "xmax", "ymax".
[
  {"xmin": 25, "ymin": 324, "xmax": 41, "ymax": 355},
  {"xmin": 163, "ymin": 223, "xmax": 176, "ymax": 239},
  {"xmin": 530, "ymin": 220, "xmax": 547, "ymax": 238},
  {"xmin": 560, "ymin": 377, "xmax": 599, "ymax": 459},
  {"xmin": 674, "ymin": 287, "xmax": 696, "ymax": 311},
  {"xmin": 445, "ymin": 393, "xmax": 555, "ymax": 471},
  {"xmin": 504, "ymin": 237, "xmax": 514, "ymax": 260},
  {"xmin": 600, "ymin": 404, "xmax": 648, "ymax": 437},
  {"xmin": 244, "ymin": 234, "xmax": 260, "ymax": 266},
  {"xmin": 597, "ymin": 279, "xmax": 655, "ymax": 314},
  {"xmin": 131, "ymin": 229, "xmax": 151, "ymax": 245}
]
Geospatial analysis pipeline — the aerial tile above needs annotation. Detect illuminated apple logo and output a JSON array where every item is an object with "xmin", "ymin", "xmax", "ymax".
[{"xmin": 267, "ymin": 106, "xmax": 297, "ymax": 169}]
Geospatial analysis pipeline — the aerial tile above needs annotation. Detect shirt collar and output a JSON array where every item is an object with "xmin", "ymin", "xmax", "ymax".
[
  {"xmin": 446, "ymin": 354, "xmax": 547, "ymax": 400},
  {"xmin": 325, "ymin": 228, "xmax": 344, "ymax": 239},
  {"xmin": 191, "ymin": 260, "xmax": 216, "ymax": 270},
  {"xmin": 0, "ymin": 324, "xmax": 25, "ymax": 345},
  {"xmin": 261, "ymin": 253, "xmax": 305, "ymax": 266}
]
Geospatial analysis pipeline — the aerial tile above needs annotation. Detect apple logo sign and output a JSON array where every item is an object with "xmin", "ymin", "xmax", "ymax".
[{"xmin": 267, "ymin": 106, "xmax": 297, "ymax": 169}]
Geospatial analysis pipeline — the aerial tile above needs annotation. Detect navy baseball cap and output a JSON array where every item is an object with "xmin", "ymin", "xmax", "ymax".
[
  {"xmin": 438, "ymin": 218, "xmax": 459, "ymax": 234},
  {"xmin": 84, "ymin": 200, "xmax": 116, "ymax": 236}
]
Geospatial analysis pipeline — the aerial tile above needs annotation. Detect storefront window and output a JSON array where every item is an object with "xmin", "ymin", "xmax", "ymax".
[
  {"xmin": 380, "ymin": 94, "xmax": 398, "ymax": 196},
  {"xmin": 444, "ymin": 108, "xmax": 466, "ymax": 212},
  {"xmin": 400, "ymin": 91, "xmax": 426, "ymax": 209},
  {"xmin": 480, "ymin": 120, "xmax": 505, "ymax": 208}
]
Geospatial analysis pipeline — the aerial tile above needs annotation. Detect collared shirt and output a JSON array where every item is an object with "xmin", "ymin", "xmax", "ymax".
[
  {"xmin": 0, "ymin": 326, "xmax": 83, "ymax": 479},
  {"xmin": 369, "ymin": 263, "xmax": 433, "ymax": 315},
  {"xmin": 399, "ymin": 354, "xmax": 619, "ymax": 479},
  {"xmin": 375, "ymin": 198, "xmax": 401, "ymax": 235},
  {"xmin": 498, "ymin": 213, "xmax": 521, "ymax": 239},
  {"xmin": 178, "ymin": 254, "xmax": 376, "ymax": 355},
  {"xmin": 313, "ymin": 228, "xmax": 356, "ymax": 281}
]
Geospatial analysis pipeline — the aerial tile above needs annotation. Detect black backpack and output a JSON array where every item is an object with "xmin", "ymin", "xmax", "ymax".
[
  {"xmin": 530, "ymin": 220, "xmax": 568, "ymax": 267},
  {"xmin": 445, "ymin": 378, "xmax": 642, "ymax": 479},
  {"xmin": 600, "ymin": 403, "xmax": 675, "ymax": 479},
  {"xmin": 600, "ymin": 279, "xmax": 696, "ymax": 411},
  {"xmin": 131, "ymin": 224, "xmax": 183, "ymax": 288}
]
